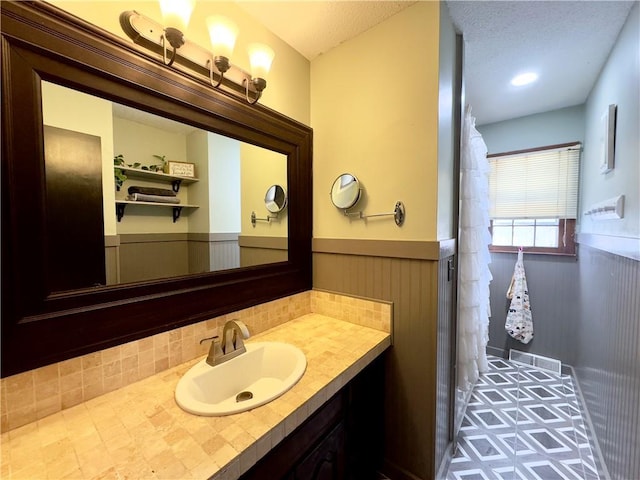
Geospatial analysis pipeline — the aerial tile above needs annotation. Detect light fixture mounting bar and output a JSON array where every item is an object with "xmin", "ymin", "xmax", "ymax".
[{"xmin": 119, "ymin": 10, "xmax": 262, "ymax": 100}]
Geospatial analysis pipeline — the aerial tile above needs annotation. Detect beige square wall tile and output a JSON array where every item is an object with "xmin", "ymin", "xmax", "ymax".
[
  {"xmin": 60, "ymin": 372, "xmax": 82, "ymax": 393},
  {"xmin": 82, "ymin": 381, "xmax": 104, "ymax": 402},
  {"xmin": 61, "ymin": 388, "xmax": 84, "ymax": 410},
  {"xmin": 35, "ymin": 379, "xmax": 60, "ymax": 402},
  {"xmin": 6, "ymin": 389, "xmax": 35, "ymax": 413},
  {"xmin": 138, "ymin": 348, "xmax": 154, "ymax": 367},
  {"xmin": 120, "ymin": 341, "xmax": 138, "ymax": 358},
  {"xmin": 4, "ymin": 370, "xmax": 34, "ymax": 393},
  {"xmin": 101, "ymin": 346, "xmax": 121, "ymax": 364},
  {"xmin": 33, "ymin": 364, "xmax": 59, "ymax": 384},
  {"xmin": 138, "ymin": 362, "xmax": 156, "ymax": 380},
  {"xmin": 36, "ymin": 395, "xmax": 61, "ymax": 420},
  {"xmin": 137, "ymin": 337, "xmax": 154, "ymax": 352},
  {"xmin": 4, "ymin": 290, "xmax": 388, "ymax": 435},
  {"xmin": 121, "ymin": 355, "xmax": 139, "ymax": 373},
  {"xmin": 102, "ymin": 359, "xmax": 121, "ymax": 378},
  {"xmin": 81, "ymin": 352, "xmax": 101, "ymax": 370},
  {"xmin": 7, "ymin": 404, "xmax": 37, "ymax": 430}
]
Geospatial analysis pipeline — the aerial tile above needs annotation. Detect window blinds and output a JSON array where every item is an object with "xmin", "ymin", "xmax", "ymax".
[{"xmin": 488, "ymin": 144, "xmax": 581, "ymax": 219}]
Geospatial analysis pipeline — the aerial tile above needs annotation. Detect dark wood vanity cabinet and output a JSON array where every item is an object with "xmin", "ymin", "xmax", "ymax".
[
  {"xmin": 239, "ymin": 357, "xmax": 384, "ymax": 480},
  {"xmin": 291, "ymin": 422, "xmax": 346, "ymax": 480}
]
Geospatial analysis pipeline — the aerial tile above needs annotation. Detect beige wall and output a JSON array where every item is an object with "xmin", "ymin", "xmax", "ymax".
[
  {"xmin": 186, "ymin": 130, "xmax": 213, "ymax": 234},
  {"xmin": 113, "ymin": 118, "xmax": 188, "ymax": 175},
  {"xmin": 205, "ymin": 133, "xmax": 241, "ymax": 234},
  {"xmin": 311, "ymin": 3, "xmax": 460, "ymax": 479},
  {"xmin": 48, "ymin": 1, "xmax": 311, "ymax": 124},
  {"xmin": 241, "ymin": 145, "xmax": 288, "ymax": 237},
  {"xmin": 311, "ymin": 2, "xmax": 440, "ymax": 241}
]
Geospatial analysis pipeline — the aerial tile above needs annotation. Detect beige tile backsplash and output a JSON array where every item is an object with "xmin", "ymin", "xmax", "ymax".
[{"xmin": 0, "ymin": 290, "xmax": 391, "ymax": 433}]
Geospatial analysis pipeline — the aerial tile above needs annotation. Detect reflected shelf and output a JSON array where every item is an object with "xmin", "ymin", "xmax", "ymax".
[
  {"xmin": 114, "ymin": 166, "xmax": 199, "ymax": 192},
  {"xmin": 115, "ymin": 200, "xmax": 199, "ymax": 222}
]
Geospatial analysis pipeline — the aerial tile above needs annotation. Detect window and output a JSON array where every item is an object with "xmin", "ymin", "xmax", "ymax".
[{"xmin": 488, "ymin": 142, "xmax": 580, "ymax": 255}]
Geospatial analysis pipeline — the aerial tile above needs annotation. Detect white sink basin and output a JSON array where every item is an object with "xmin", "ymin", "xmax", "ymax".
[{"xmin": 175, "ymin": 341, "xmax": 307, "ymax": 416}]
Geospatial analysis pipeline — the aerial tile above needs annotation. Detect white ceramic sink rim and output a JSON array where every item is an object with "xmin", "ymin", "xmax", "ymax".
[{"xmin": 175, "ymin": 341, "xmax": 307, "ymax": 416}]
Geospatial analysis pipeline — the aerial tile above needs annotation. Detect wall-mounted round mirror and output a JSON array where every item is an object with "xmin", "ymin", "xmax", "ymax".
[
  {"xmin": 330, "ymin": 173, "xmax": 361, "ymax": 209},
  {"xmin": 264, "ymin": 184, "xmax": 287, "ymax": 213}
]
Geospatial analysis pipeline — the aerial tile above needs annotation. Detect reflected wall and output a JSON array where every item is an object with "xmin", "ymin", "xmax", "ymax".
[{"xmin": 42, "ymin": 81, "xmax": 288, "ymax": 286}]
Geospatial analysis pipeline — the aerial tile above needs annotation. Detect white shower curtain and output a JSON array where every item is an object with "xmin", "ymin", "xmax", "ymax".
[{"xmin": 457, "ymin": 105, "xmax": 492, "ymax": 394}]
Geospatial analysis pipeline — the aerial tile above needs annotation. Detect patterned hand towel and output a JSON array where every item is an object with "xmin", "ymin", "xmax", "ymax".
[{"xmin": 505, "ymin": 249, "xmax": 533, "ymax": 344}]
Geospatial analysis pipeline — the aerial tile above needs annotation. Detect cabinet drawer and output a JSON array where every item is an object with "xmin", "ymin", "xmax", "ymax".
[
  {"xmin": 293, "ymin": 422, "xmax": 345, "ymax": 480},
  {"xmin": 240, "ymin": 391, "xmax": 345, "ymax": 480}
]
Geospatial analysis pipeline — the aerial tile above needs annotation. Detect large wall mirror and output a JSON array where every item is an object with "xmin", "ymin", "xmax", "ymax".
[
  {"xmin": 43, "ymin": 81, "xmax": 289, "ymax": 288},
  {"xmin": 1, "ymin": 1, "xmax": 312, "ymax": 377}
]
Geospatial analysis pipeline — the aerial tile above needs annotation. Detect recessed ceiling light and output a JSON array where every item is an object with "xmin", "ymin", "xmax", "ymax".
[{"xmin": 511, "ymin": 72, "xmax": 538, "ymax": 86}]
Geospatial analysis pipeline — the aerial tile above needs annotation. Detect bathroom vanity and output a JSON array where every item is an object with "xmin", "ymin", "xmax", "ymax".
[
  {"xmin": 0, "ymin": 313, "xmax": 390, "ymax": 479},
  {"xmin": 240, "ymin": 355, "xmax": 384, "ymax": 480}
]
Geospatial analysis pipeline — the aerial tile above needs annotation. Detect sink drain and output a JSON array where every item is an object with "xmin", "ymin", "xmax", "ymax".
[{"xmin": 236, "ymin": 391, "xmax": 253, "ymax": 403}]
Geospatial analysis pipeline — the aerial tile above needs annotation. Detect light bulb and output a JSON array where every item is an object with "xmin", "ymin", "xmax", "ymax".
[
  {"xmin": 206, "ymin": 15, "xmax": 238, "ymax": 60},
  {"xmin": 247, "ymin": 43, "xmax": 275, "ymax": 80},
  {"xmin": 158, "ymin": 0, "xmax": 195, "ymax": 32}
]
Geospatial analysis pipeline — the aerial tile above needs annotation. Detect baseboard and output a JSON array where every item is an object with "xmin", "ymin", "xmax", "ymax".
[
  {"xmin": 568, "ymin": 365, "xmax": 612, "ymax": 480},
  {"xmin": 486, "ymin": 346, "xmax": 573, "ymax": 375},
  {"xmin": 486, "ymin": 345, "xmax": 506, "ymax": 357}
]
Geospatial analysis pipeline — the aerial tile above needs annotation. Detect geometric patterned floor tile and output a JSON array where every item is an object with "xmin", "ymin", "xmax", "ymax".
[
  {"xmin": 446, "ymin": 356, "xmax": 601, "ymax": 480},
  {"xmin": 464, "ymin": 434, "xmax": 511, "ymax": 461},
  {"xmin": 522, "ymin": 459, "xmax": 585, "ymax": 480},
  {"xmin": 522, "ymin": 428, "xmax": 573, "ymax": 454},
  {"xmin": 477, "ymin": 388, "xmax": 515, "ymax": 406},
  {"xmin": 524, "ymin": 404, "xmax": 567, "ymax": 424},
  {"xmin": 450, "ymin": 468, "xmax": 493, "ymax": 480},
  {"xmin": 470, "ymin": 409, "xmax": 512, "ymax": 429}
]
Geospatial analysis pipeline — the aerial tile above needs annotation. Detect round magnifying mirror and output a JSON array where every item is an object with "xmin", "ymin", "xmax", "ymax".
[
  {"xmin": 330, "ymin": 173, "xmax": 361, "ymax": 209},
  {"xmin": 264, "ymin": 184, "xmax": 287, "ymax": 213}
]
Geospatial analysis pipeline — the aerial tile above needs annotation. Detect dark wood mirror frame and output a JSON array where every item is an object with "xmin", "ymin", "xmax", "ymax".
[{"xmin": 1, "ymin": 1, "xmax": 312, "ymax": 377}]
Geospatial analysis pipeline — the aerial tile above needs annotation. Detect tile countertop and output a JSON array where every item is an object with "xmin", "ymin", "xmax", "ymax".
[{"xmin": 1, "ymin": 314, "xmax": 391, "ymax": 480}]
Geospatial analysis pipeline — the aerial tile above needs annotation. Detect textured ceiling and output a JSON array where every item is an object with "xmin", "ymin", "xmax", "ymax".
[
  {"xmin": 238, "ymin": 1, "xmax": 635, "ymax": 126},
  {"xmin": 445, "ymin": 1, "xmax": 636, "ymax": 125},
  {"xmin": 237, "ymin": 0, "xmax": 416, "ymax": 60}
]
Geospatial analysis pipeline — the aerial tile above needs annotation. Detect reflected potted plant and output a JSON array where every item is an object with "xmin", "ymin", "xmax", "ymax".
[
  {"xmin": 114, "ymin": 153, "xmax": 168, "ymax": 191},
  {"xmin": 114, "ymin": 154, "xmax": 127, "ymax": 191},
  {"xmin": 149, "ymin": 154, "xmax": 166, "ymax": 172}
]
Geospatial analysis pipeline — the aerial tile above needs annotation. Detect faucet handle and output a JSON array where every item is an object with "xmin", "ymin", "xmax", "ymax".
[
  {"xmin": 200, "ymin": 335, "xmax": 223, "ymax": 366},
  {"xmin": 199, "ymin": 335, "xmax": 219, "ymax": 345}
]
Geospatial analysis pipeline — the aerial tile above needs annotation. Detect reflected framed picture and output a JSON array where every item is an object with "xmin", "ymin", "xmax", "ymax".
[
  {"xmin": 165, "ymin": 160, "xmax": 196, "ymax": 178},
  {"xmin": 599, "ymin": 104, "xmax": 617, "ymax": 174}
]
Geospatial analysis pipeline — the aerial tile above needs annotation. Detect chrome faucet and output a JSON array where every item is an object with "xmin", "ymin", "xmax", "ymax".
[{"xmin": 199, "ymin": 319, "xmax": 250, "ymax": 366}]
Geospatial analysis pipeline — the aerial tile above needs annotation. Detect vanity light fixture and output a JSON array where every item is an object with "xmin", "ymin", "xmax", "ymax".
[
  {"xmin": 206, "ymin": 15, "xmax": 238, "ymax": 87},
  {"xmin": 245, "ymin": 43, "xmax": 275, "ymax": 104},
  {"xmin": 119, "ymin": 2, "xmax": 274, "ymax": 104},
  {"xmin": 158, "ymin": 0, "xmax": 195, "ymax": 66}
]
